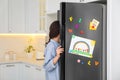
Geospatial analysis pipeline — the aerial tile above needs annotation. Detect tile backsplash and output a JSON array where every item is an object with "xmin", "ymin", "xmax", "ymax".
[{"xmin": 0, "ymin": 34, "xmax": 47, "ymax": 59}]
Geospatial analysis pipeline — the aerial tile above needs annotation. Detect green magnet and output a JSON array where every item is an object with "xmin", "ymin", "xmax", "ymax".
[
  {"xmin": 72, "ymin": 35, "xmax": 75, "ymax": 38},
  {"xmin": 79, "ymin": 18, "xmax": 82, "ymax": 23}
]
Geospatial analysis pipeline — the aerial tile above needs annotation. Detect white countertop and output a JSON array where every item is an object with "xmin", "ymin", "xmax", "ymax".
[{"xmin": 0, "ymin": 57, "xmax": 44, "ymax": 67}]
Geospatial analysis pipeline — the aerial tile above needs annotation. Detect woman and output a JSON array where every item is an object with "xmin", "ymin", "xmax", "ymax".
[{"xmin": 44, "ymin": 21, "xmax": 64, "ymax": 80}]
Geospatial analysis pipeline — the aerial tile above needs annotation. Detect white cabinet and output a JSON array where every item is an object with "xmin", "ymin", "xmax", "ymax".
[
  {"xmin": 8, "ymin": 0, "xmax": 25, "ymax": 33},
  {"xmin": 0, "ymin": 0, "xmax": 8, "ymax": 33},
  {"xmin": 22, "ymin": 64, "xmax": 35, "ymax": 80},
  {"xmin": 46, "ymin": 0, "xmax": 80, "ymax": 14},
  {"xmin": 0, "ymin": 63, "xmax": 45, "ymax": 80},
  {"xmin": 0, "ymin": 63, "xmax": 20, "ymax": 80},
  {"xmin": 34, "ymin": 67, "xmax": 45, "ymax": 80},
  {"xmin": 0, "ymin": 0, "xmax": 41, "ymax": 33},
  {"xmin": 46, "ymin": 0, "xmax": 60, "ymax": 14},
  {"xmin": 25, "ymin": 0, "xmax": 40, "ymax": 33}
]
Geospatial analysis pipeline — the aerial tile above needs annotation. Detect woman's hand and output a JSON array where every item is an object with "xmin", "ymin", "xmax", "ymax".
[{"xmin": 56, "ymin": 46, "xmax": 64, "ymax": 56}]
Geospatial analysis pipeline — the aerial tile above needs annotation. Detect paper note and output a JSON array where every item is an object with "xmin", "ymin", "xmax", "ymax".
[
  {"xmin": 69, "ymin": 35, "xmax": 96, "ymax": 58},
  {"xmin": 89, "ymin": 19, "xmax": 100, "ymax": 30}
]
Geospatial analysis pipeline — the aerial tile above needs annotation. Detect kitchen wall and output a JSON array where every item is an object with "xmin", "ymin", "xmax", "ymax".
[{"xmin": 0, "ymin": 34, "xmax": 47, "ymax": 59}]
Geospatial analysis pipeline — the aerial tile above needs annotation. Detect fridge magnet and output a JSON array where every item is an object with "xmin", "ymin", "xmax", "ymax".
[
  {"xmin": 80, "ymin": 30, "xmax": 84, "ymax": 34},
  {"xmin": 77, "ymin": 59, "xmax": 81, "ymax": 63},
  {"xmin": 95, "ymin": 61, "xmax": 99, "ymax": 66},
  {"xmin": 69, "ymin": 16, "xmax": 73, "ymax": 22},
  {"xmin": 75, "ymin": 24, "xmax": 79, "ymax": 29},
  {"xmin": 89, "ymin": 19, "xmax": 100, "ymax": 30},
  {"xmin": 78, "ymin": 18, "xmax": 82, "ymax": 23},
  {"xmin": 69, "ymin": 35, "xmax": 96, "ymax": 58},
  {"xmin": 88, "ymin": 60, "xmax": 91, "ymax": 66},
  {"xmin": 81, "ymin": 61, "xmax": 84, "ymax": 64},
  {"xmin": 68, "ymin": 29, "xmax": 73, "ymax": 33}
]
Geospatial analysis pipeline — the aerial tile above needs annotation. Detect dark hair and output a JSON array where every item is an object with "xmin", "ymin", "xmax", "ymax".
[{"xmin": 46, "ymin": 20, "xmax": 60, "ymax": 45}]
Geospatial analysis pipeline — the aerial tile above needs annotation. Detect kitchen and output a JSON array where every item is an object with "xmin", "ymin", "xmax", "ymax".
[{"xmin": 0, "ymin": 0, "xmax": 120, "ymax": 80}]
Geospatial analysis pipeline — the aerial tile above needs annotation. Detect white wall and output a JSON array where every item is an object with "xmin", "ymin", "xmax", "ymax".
[{"xmin": 108, "ymin": 0, "xmax": 120, "ymax": 80}]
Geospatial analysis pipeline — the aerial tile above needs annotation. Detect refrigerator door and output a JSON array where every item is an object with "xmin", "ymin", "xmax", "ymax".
[{"xmin": 60, "ymin": 3, "xmax": 106, "ymax": 80}]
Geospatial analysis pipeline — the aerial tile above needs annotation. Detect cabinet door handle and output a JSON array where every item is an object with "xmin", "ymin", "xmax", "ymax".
[
  {"xmin": 25, "ymin": 65, "xmax": 30, "ymax": 68},
  {"xmin": 6, "ymin": 64, "xmax": 15, "ymax": 67},
  {"xmin": 36, "ymin": 68, "xmax": 41, "ymax": 71}
]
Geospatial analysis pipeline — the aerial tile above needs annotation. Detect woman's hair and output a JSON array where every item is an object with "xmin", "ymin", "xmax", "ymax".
[{"xmin": 46, "ymin": 20, "xmax": 60, "ymax": 45}]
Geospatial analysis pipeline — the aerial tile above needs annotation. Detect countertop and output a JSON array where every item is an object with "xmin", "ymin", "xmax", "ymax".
[{"xmin": 0, "ymin": 57, "xmax": 44, "ymax": 67}]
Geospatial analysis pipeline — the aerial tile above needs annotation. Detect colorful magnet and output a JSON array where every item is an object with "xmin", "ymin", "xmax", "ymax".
[
  {"xmin": 88, "ymin": 60, "xmax": 91, "ymax": 66},
  {"xmin": 81, "ymin": 61, "xmax": 84, "ymax": 64},
  {"xmin": 89, "ymin": 19, "xmax": 100, "ymax": 30},
  {"xmin": 77, "ymin": 59, "xmax": 81, "ymax": 63},
  {"xmin": 78, "ymin": 18, "xmax": 82, "ymax": 23},
  {"xmin": 72, "ymin": 35, "xmax": 75, "ymax": 38},
  {"xmin": 80, "ymin": 30, "xmax": 84, "ymax": 34},
  {"xmin": 75, "ymin": 24, "xmax": 79, "ymax": 29},
  {"xmin": 95, "ymin": 61, "xmax": 99, "ymax": 66},
  {"xmin": 68, "ymin": 29, "xmax": 73, "ymax": 33},
  {"xmin": 69, "ymin": 16, "xmax": 73, "ymax": 22}
]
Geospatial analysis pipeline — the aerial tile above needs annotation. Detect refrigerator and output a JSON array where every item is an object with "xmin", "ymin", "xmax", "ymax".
[{"xmin": 59, "ymin": 2, "xmax": 107, "ymax": 80}]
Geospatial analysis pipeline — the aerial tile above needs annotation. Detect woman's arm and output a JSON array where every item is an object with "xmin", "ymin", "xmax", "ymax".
[{"xmin": 53, "ymin": 46, "xmax": 64, "ymax": 64}]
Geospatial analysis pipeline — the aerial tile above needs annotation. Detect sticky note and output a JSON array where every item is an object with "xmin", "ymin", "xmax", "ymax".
[
  {"xmin": 68, "ymin": 29, "xmax": 73, "ymax": 33},
  {"xmin": 95, "ymin": 61, "xmax": 99, "ymax": 66},
  {"xmin": 78, "ymin": 18, "xmax": 82, "ymax": 23},
  {"xmin": 88, "ymin": 60, "xmax": 91, "ymax": 66},
  {"xmin": 89, "ymin": 19, "xmax": 100, "ymax": 30},
  {"xmin": 69, "ymin": 16, "xmax": 73, "ymax": 22},
  {"xmin": 75, "ymin": 24, "xmax": 79, "ymax": 29}
]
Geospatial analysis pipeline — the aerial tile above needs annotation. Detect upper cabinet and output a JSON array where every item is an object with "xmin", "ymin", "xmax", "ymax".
[
  {"xmin": 0, "ymin": 0, "xmax": 8, "ymax": 33},
  {"xmin": 8, "ymin": 0, "xmax": 25, "ymax": 33},
  {"xmin": 0, "ymin": 0, "xmax": 46, "ymax": 33},
  {"xmin": 46, "ymin": 0, "xmax": 80, "ymax": 14},
  {"xmin": 25, "ymin": 0, "xmax": 40, "ymax": 33}
]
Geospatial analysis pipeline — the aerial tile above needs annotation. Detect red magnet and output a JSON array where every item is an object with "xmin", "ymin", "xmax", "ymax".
[
  {"xmin": 80, "ymin": 30, "xmax": 84, "ymax": 34},
  {"xmin": 68, "ymin": 29, "xmax": 73, "ymax": 33}
]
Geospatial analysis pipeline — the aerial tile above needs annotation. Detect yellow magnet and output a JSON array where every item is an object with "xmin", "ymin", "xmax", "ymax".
[
  {"xmin": 88, "ymin": 60, "xmax": 91, "ymax": 66},
  {"xmin": 69, "ymin": 16, "xmax": 73, "ymax": 22}
]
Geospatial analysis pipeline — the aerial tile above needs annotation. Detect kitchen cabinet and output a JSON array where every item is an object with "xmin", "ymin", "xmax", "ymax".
[
  {"xmin": 22, "ymin": 64, "xmax": 35, "ymax": 80},
  {"xmin": 0, "ymin": 62, "xmax": 45, "ymax": 80},
  {"xmin": 0, "ymin": 0, "xmax": 43, "ymax": 33},
  {"xmin": 0, "ymin": 63, "xmax": 20, "ymax": 80},
  {"xmin": 8, "ymin": 0, "xmax": 25, "ymax": 33},
  {"xmin": 34, "ymin": 66, "xmax": 45, "ymax": 80},
  {"xmin": 0, "ymin": 0, "xmax": 8, "ymax": 33},
  {"xmin": 46, "ymin": 0, "xmax": 80, "ymax": 14},
  {"xmin": 25, "ymin": 0, "xmax": 40, "ymax": 33}
]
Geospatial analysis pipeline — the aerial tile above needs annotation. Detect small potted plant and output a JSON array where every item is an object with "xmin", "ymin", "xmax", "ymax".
[{"xmin": 25, "ymin": 45, "xmax": 35, "ymax": 58}]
